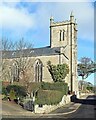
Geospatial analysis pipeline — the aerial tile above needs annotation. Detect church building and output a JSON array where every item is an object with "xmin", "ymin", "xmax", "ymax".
[{"xmin": 2, "ymin": 13, "xmax": 78, "ymax": 93}]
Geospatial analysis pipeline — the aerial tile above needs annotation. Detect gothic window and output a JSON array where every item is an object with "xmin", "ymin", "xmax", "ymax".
[
  {"xmin": 60, "ymin": 30, "xmax": 62, "ymax": 41},
  {"xmin": 34, "ymin": 59, "xmax": 43, "ymax": 82},
  {"xmin": 11, "ymin": 62, "xmax": 19, "ymax": 83},
  {"xmin": 60, "ymin": 30, "xmax": 65, "ymax": 41},
  {"xmin": 63, "ymin": 30, "xmax": 65, "ymax": 40}
]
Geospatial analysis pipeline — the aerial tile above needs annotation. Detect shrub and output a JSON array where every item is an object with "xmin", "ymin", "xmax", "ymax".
[
  {"xmin": 9, "ymin": 89, "xmax": 16, "ymax": 100},
  {"xmin": 47, "ymin": 61, "xmax": 69, "ymax": 82},
  {"xmin": 41, "ymin": 82, "xmax": 68, "ymax": 95},
  {"xmin": 35, "ymin": 90, "xmax": 63, "ymax": 105},
  {"xmin": 86, "ymin": 86, "xmax": 93, "ymax": 91},
  {"xmin": 6, "ymin": 85, "xmax": 27, "ymax": 98},
  {"xmin": 2, "ymin": 86, "xmax": 7, "ymax": 96}
]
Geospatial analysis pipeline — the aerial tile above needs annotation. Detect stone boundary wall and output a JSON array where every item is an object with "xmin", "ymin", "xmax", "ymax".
[
  {"xmin": 80, "ymin": 92, "xmax": 94, "ymax": 98},
  {"xmin": 35, "ymin": 95, "xmax": 71, "ymax": 114}
]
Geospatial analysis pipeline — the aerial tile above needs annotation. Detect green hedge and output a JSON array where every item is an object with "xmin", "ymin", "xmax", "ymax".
[
  {"xmin": 35, "ymin": 90, "xmax": 63, "ymax": 105},
  {"xmin": 2, "ymin": 86, "xmax": 8, "ymax": 95},
  {"xmin": 41, "ymin": 82, "xmax": 68, "ymax": 95},
  {"xmin": 6, "ymin": 85, "xmax": 27, "ymax": 98}
]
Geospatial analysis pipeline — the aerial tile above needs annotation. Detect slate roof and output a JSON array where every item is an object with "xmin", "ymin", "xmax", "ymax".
[{"xmin": 2, "ymin": 46, "xmax": 61, "ymax": 59}]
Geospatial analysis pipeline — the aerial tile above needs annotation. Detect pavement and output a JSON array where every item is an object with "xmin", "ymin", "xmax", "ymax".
[
  {"xmin": 2, "ymin": 93, "xmax": 92, "ymax": 118},
  {"xmin": 49, "ymin": 102, "xmax": 81, "ymax": 115}
]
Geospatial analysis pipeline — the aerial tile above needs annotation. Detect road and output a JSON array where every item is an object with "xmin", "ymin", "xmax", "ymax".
[
  {"xmin": 40, "ymin": 95, "xmax": 96, "ymax": 118},
  {"xmin": 2, "ymin": 95, "xmax": 96, "ymax": 119},
  {"xmin": 67, "ymin": 95, "xmax": 96, "ymax": 118}
]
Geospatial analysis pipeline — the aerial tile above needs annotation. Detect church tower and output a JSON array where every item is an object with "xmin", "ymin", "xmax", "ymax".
[{"xmin": 50, "ymin": 12, "xmax": 78, "ymax": 94}]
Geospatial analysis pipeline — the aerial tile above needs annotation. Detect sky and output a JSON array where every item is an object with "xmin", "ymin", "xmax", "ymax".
[{"xmin": 0, "ymin": 0, "xmax": 95, "ymax": 84}]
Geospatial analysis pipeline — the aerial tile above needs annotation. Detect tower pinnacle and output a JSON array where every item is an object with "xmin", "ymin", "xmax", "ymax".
[
  {"xmin": 70, "ymin": 11, "xmax": 74, "ymax": 17},
  {"xmin": 50, "ymin": 16, "xmax": 54, "ymax": 24},
  {"xmin": 70, "ymin": 11, "xmax": 74, "ymax": 22}
]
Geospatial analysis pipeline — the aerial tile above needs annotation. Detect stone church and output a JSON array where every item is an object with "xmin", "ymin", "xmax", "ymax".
[{"xmin": 2, "ymin": 13, "xmax": 78, "ymax": 93}]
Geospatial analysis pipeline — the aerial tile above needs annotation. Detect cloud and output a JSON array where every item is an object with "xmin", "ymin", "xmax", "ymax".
[
  {"xmin": 1, "ymin": 1, "xmax": 94, "ymax": 43},
  {"xmin": 0, "ymin": 2, "xmax": 36, "ymax": 36}
]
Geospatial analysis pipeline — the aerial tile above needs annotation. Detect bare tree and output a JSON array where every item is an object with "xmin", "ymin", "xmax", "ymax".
[
  {"xmin": 2, "ymin": 38, "xmax": 34, "ymax": 94},
  {"xmin": 14, "ymin": 38, "xmax": 33, "ymax": 50},
  {"xmin": 2, "ymin": 39, "xmax": 13, "ymax": 82},
  {"xmin": 2, "ymin": 38, "xmax": 14, "ymax": 50},
  {"xmin": 2, "ymin": 59, "xmax": 11, "ymax": 82},
  {"xmin": 2, "ymin": 37, "xmax": 33, "ymax": 51}
]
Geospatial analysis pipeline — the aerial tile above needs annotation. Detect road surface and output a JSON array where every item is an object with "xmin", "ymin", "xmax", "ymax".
[
  {"xmin": 2, "ymin": 95, "xmax": 96, "ymax": 118},
  {"xmin": 41, "ymin": 95, "xmax": 96, "ymax": 118}
]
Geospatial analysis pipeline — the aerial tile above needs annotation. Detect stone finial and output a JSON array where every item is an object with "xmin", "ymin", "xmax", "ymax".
[
  {"xmin": 50, "ymin": 15, "xmax": 54, "ymax": 23},
  {"xmin": 75, "ymin": 19, "xmax": 78, "ymax": 31},
  {"xmin": 70, "ymin": 11, "xmax": 74, "ymax": 17},
  {"xmin": 75, "ymin": 19, "xmax": 77, "ymax": 23},
  {"xmin": 70, "ymin": 11, "xmax": 74, "ymax": 22}
]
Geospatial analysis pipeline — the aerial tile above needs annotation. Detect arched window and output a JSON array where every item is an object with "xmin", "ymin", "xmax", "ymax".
[
  {"xmin": 34, "ymin": 59, "xmax": 43, "ymax": 82},
  {"xmin": 63, "ymin": 30, "xmax": 65, "ymax": 40},
  {"xmin": 60, "ymin": 30, "xmax": 62, "ymax": 41},
  {"xmin": 60, "ymin": 30, "xmax": 65, "ymax": 41},
  {"xmin": 11, "ymin": 62, "xmax": 19, "ymax": 83}
]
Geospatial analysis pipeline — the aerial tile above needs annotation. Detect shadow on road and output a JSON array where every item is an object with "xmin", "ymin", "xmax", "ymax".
[{"xmin": 71, "ymin": 95, "xmax": 96, "ymax": 105}]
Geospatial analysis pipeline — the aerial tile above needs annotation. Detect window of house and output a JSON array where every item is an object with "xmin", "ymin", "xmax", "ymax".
[
  {"xmin": 60, "ymin": 30, "xmax": 65, "ymax": 41},
  {"xmin": 63, "ymin": 30, "xmax": 65, "ymax": 40},
  {"xmin": 60, "ymin": 30, "xmax": 62, "ymax": 41},
  {"xmin": 11, "ymin": 62, "xmax": 19, "ymax": 82},
  {"xmin": 35, "ymin": 59, "xmax": 43, "ymax": 82}
]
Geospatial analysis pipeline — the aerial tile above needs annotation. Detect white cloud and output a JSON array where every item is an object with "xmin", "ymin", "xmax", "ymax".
[
  {"xmin": 0, "ymin": 3, "xmax": 36, "ymax": 35},
  {"xmin": 0, "ymin": 1, "xmax": 94, "ymax": 42}
]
